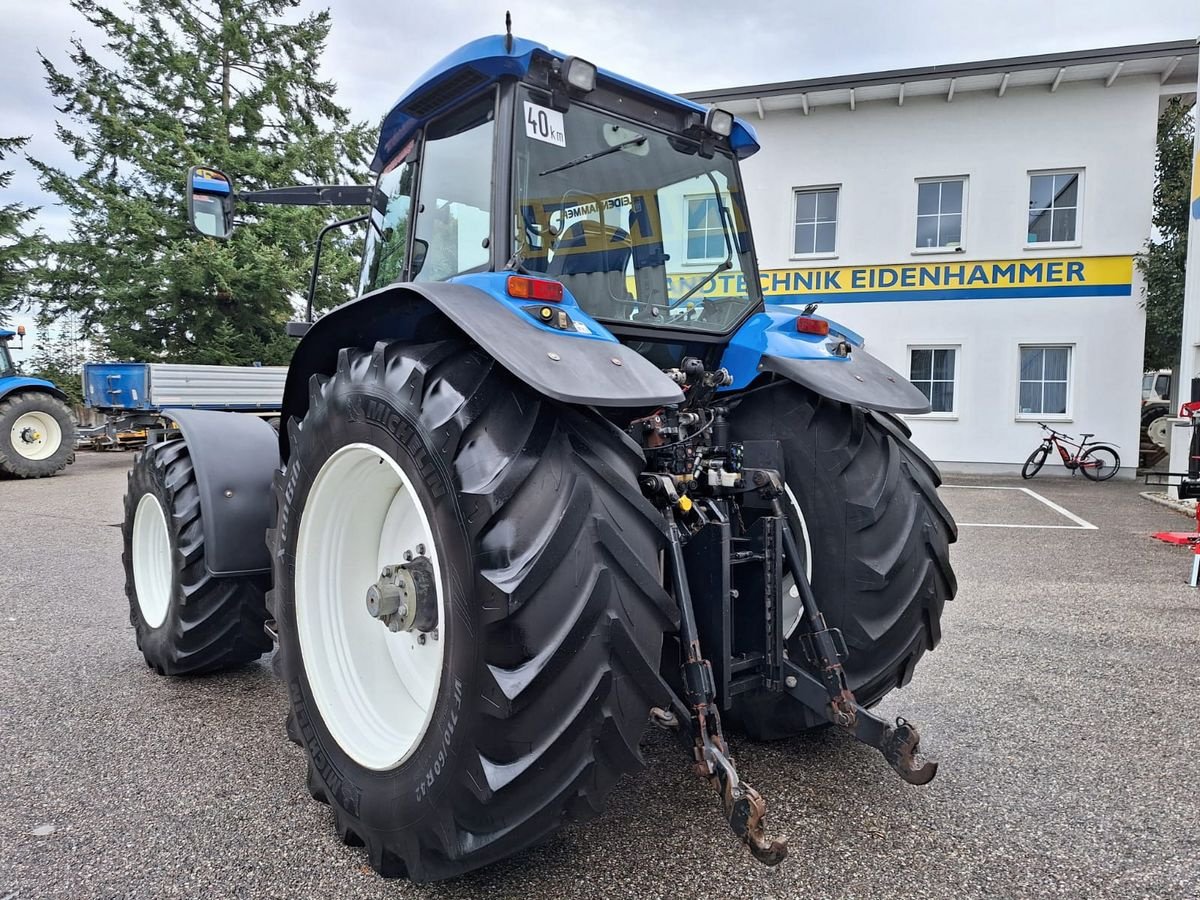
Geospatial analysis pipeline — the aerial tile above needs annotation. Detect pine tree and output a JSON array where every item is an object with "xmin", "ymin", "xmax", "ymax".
[
  {"xmin": 0, "ymin": 136, "xmax": 43, "ymax": 326},
  {"xmin": 26, "ymin": 314, "xmax": 88, "ymax": 406},
  {"xmin": 1138, "ymin": 97, "xmax": 1195, "ymax": 372},
  {"xmin": 30, "ymin": 0, "xmax": 372, "ymax": 364}
]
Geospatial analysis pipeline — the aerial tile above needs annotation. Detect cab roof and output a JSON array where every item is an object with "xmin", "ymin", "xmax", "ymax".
[
  {"xmin": 0, "ymin": 329, "xmax": 14, "ymax": 339},
  {"xmin": 372, "ymin": 34, "xmax": 760, "ymax": 172}
]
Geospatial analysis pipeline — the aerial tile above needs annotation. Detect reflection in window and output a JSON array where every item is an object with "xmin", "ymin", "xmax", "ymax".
[
  {"xmin": 916, "ymin": 179, "xmax": 964, "ymax": 249},
  {"xmin": 1028, "ymin": 172, "xmax": 1079, "ymax": 244},
  {"xmin": 1019, "ymin": 345, "xmax": 1071, "ymax": 415},
  {"xmin": 685, "ymin": 196, "xmax": 726, "ymax": 261},
  {"xmin": 793, "ymin": 187, "xmax": 838, "ymax": 255},
  {"xmin": 909, "ymin": 347, "xmax": 957, "ymax": 413}
]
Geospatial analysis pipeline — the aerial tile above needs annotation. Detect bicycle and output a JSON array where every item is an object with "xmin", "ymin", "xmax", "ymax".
[{"xmin": 1021, "ymin": 423, "xmax": 1120, "ymax": 481}]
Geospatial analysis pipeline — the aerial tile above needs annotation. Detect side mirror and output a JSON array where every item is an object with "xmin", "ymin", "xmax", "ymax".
[
  {"xmin": 410, "ymin": 238, "xmax": 429, "ymax": 278},
  {"xmin": 186, "ymin": 165, "xmax": 235, "ymax": 239}
]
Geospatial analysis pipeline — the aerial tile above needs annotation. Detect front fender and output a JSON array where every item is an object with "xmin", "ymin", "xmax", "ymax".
[
  {"xmin": 720, "ymin": 309, "xmax": 929, "ymax": 414},
  {"xmin": 280, "ymin": 276, "xmax": 683, "ymax": 458}
]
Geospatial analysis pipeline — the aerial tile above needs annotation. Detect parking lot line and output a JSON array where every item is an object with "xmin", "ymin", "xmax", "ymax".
[{"xmin": 941, "ymin": 485, "xmax": 1098, "ymax": 531}]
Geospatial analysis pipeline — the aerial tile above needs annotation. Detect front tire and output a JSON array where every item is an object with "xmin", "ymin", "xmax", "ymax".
[
  {"xmin": 121, "ymin": 439, "xmax": 272, "ymax": 674},
  {"xmin": 0, "ymin": 391, "xmax": 76, "ymax": 478},
  {"xmin": 269, "ymin": 341, "xmax": 674, "ymax": 881},
  {"xmin": 1022, "ymin": 446, "xmax": 1049, "ymax": 479},
  {"xmin": 725, "ymin": 384, "xmax": 957, "ymax": 739}
]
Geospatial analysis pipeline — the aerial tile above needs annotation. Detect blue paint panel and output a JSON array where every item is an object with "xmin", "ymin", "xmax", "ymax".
[
  {"xmin": 373, "ymin": 34, "xmax": 759, "ymax": 171},
  {"xmin": 448, "ymin": 272, "xmax": 619, "ymax": 343},
  {"xmin": 0, "ymin": 328, "xmax": 14, "ymax": 339},
  {"xmin": 789, "ymin": 284, "xmax": 1132, "ymax": 304},
  {"xmin": 82, "ymin": 363, "xmax": 150, "ymax": 410},
  {"xmin": 719, "ymin": 308, "xmax": 863, "ymax": 391}
]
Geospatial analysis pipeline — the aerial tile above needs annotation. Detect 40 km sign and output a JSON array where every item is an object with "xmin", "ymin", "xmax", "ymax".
[{"xmin": 524, "ymin": 102, "xmax": 566, "ymax": 147}]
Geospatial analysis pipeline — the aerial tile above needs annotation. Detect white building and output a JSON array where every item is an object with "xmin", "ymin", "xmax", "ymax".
[{"xmin": 688, "ymin": 41, "xmax": 1199, "ymax": 476}]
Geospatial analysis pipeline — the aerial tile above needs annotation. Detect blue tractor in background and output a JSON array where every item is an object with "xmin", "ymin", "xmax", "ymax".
[
  {"xmin": 120, "ymin": 33, "xmax": 956, "ymax": 881},
  {"xmin": 0, "ymin": 326, "xmax": 76, "ymax": 478}
]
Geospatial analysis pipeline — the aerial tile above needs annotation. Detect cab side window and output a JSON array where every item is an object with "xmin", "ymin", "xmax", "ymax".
[
  {"xmin": 360, "ymin": 151, "xmax": 417, "ymax": 294},
  {"xmin": 411, "ymin": 93, "xmax": 495, "ymax": 283}
]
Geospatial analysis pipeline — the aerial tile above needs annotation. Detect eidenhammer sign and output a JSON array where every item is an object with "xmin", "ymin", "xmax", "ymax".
[{"xmin": 665, "ymin": 255, "xmax": 1134, "ymax": 303}]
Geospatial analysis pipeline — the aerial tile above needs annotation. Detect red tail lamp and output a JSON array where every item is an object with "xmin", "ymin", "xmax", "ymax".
[
  {"xmin": 795, "ymin": 316, "xmax": 829, "ymax": 336},
  {"xmin": 507, "ymin": 275, "xmax": 564, "ymax": 302}
]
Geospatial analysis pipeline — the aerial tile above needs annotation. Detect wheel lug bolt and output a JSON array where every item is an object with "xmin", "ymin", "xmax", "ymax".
[{"xmin": 417, "ymin": 633, "xmax": 426, "ymax": 645}]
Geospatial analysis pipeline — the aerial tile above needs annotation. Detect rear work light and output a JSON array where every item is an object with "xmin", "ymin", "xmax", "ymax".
[
  {"xmin": 795, "ymin": 316, "xmax": 830, "ymax": 336},
  {"xmin": 507, "ymin": 275, "xmax": 565, "ymax": 302}
]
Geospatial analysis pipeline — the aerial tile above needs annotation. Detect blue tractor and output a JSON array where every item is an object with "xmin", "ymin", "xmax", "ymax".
[
  {"xmin": 121, "ymin": 33, "xmax": 956, "ymax": 880},
  {"xmin": 0, "ymin": 326, "xmax": 76, "ymax": 478}
]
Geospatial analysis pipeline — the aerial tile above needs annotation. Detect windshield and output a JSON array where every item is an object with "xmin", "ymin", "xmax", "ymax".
[
  {"xmin": 0, "ymin": 342, "xmax": 13, "ymax": 376},
  {"xmin": 512, "ymin": 88, "xmax": 760, "ymax": 333}
]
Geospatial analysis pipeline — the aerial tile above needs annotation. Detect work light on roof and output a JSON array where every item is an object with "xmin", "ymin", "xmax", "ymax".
[
  {"xmin": 705, "ymin": 108, "xmax": 734, "ymax": 138},
  {"xmin": 562, "ymin": 56, "xmax": 597, "ymax": 93}
]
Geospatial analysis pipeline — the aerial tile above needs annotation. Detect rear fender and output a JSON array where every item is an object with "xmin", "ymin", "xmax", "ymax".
[
  {"xmin": 279, "ymin": 276, "xmax": 683, "ymax": 459},
  {"xmin": 165, "ymin": 408, "xmax": 279, "ymax": 577},
  {"xmin": 0, "ymin": 376, "xmax": 69, "ymax": 404},
  {"xmin": 719, "ymin": 309, "xmax": 930, "ymax": 414}
]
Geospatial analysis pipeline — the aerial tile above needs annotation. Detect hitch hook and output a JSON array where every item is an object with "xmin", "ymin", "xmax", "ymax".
[
  {"xmin": 705, "ymin": 743, "xmax": 788, "ymax": 866},
  {"xmin": 882, "ymin": 717, "xmax": 938, "ymax": 786}
]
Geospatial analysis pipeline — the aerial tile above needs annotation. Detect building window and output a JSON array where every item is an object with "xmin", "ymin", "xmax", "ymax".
[
  {"xmin": 909, "ymin": 346, "xmax": 957, "ymax": 414},
  {"xmin": 793, "ymin": 187, "xmax": 838, "ymax": 255},
  {"xmin": 1018, "ymin": 345, "xmax": 1071, "ymax": 416},
  {"xmin": 686, "ymin": 195, "xmax": 727, "ymax": 262},
  {"xmin": 1027, "ymin": 170, "xmax": 1080, "ymax": 244},
  {"xmin": 915, "ymin": 178, "xmax": 965, "ymax": 249}
]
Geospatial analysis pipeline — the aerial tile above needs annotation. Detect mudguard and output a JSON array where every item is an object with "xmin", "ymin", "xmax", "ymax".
[
  {"xmin": 0, "ymin": 375, "xmax": 69, "ymax": 403},
  {"xmin": 165, "ymin": 408, "xmax": 279, "ymax": 577},
  {"xmin": 279, "ymin": 276, "xmax": 684, "ymax": 458},
  {"xmin": 720, "ymin": 309, "xmax": 930, "ymax": 414}
]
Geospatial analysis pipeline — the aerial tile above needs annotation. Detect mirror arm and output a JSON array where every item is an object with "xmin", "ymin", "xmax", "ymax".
[
  {"xmin": 305, "ymin": 213, "xmax": 370, "ymax": 324},
  {"xmin": 238, "ymin": 184, "xmax": 378, "ymax": 207}
]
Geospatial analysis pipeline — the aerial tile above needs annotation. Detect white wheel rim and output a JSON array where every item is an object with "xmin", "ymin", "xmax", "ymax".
[
  {"xmin": 10, "ymin": 411, "xmax": 62, "ymax": 461},
  {"xmin": 295, "ymin": 442, "xmax": 445, "ymax": 771},
  {"xmin": 780, "ymin": 483, "xmax": 813, "ymax": 638},
  {"xmin": 1147, "ymin": 417, "xmax": 1169, "ymax": 450},
  {"xmin": 132, "ymin": 493, "xmax": 173, "ymax": 629}
]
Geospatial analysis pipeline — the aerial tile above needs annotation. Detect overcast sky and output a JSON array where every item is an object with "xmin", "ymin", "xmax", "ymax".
[{"xmin": 2, "ymin": 0, "xmax": 1198, "ymax": 239}]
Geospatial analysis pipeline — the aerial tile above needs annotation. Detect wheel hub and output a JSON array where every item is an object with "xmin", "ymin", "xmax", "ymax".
[
  {"xmin": 365, "ymin": 552, "xmax": 438, "ymax": 634},
  {"xmin": 20, "ymin": 426, "xmax": 41, "ymax": 444}
]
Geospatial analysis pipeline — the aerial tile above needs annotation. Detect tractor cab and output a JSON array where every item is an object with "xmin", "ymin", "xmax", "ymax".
[
  {"xmin": 357, "ymin": 42, "xmax": 762, "ymax": 342},
  {"xmin": 0, "ymin": 326, "xmax": 23, "ymax": 376}
]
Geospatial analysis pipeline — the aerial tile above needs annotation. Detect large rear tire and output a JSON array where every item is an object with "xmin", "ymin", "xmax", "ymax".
[
  {"xmin": 269, "ymin": 341, "xmax": 674, "ymax": 882},
  {"xmin": 121, "ymin": 439, "xmax": 272, "ymax": 674},
  {"xmin": 725, "ymin": 384, "xmax": 957, "ymax": 739},
  {"xmin": 0, "ymin": 390, "xmax": 76, "ymax": 478}
]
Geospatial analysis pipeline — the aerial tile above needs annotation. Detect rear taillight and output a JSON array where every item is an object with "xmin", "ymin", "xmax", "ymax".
[
  {"xmin": 507, "ymin": 276, "xmax": 564, "ymax": 302},
  {"xmin": 796, "ymin": 316, "xmax": 830, "ymax": 336}
]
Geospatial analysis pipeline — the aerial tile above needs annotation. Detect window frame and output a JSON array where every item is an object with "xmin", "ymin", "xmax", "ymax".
[
  {"xmin": 1016, "ymin": 343, "xmax": 1074, "ymax": 421},
  {"xmin": 683, "ymin": 193, "xmax": 730, "ymax": 265},
  {"xmin": 1025, "ymin": 168, "xmax": 1083, "ymax": 249},
  {"xmin": 789, "ymin": 184, "xmax": 840, "ymax": 260},
  {"xmin": 913, "ymin": 176, "xmax": 967, "ymax": 254},
  {"xmin": 906, "ymin": 344, "xmax": 960, "ymax": 419}
]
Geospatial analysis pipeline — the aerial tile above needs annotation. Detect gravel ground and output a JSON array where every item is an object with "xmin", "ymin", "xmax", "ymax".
[{"xmin": 2, "ymin": 452, "xmax": 1198, "ymax": 899}]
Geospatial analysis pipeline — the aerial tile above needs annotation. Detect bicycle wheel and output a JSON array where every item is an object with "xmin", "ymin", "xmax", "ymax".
[
  {"xmin": 1022, "ymin": 446, "xmax": 1049, "ymax": 479},
  {"xmin": 1080, "ymin": 445, "xmax": 1120, "ymax": 481}
]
